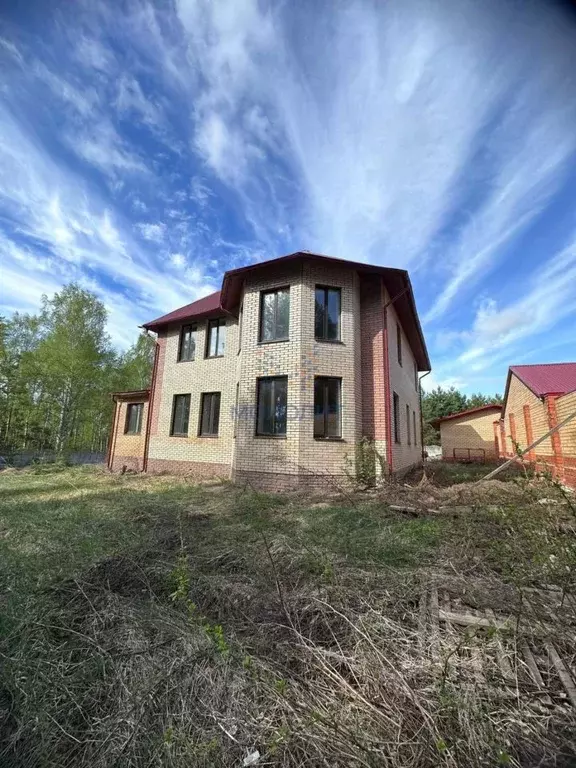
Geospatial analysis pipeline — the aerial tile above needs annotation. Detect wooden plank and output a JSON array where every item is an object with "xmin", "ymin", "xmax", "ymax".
[
  {"xmin": 418, "ymin": 588, "xmax": 427, "ymax": 648},
  {"xmin": 486, "ymin": 608, "xmax": 515, "ymax": 682},
  {"xmin": 438, "ymin": 609, "xmax": 511, "ymax": 631},
  {"xmin": 546, "ymin": 642, "xmax": 576, "ymax": 709},
  {"xmin": 520, "ymin": 642, "xmax": 553, "ymax": 706},
  {"xmin": 430, "ymin": 586, "xmax": 440, "ymax": 660}
]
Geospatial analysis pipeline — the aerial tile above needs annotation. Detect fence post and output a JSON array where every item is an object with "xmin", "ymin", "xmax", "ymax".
[
  {"xmin": 499, "ymin": 420, "xmax": 508, "ymax": 457},
  {"xmin": 492, "ymin": 421, "xmax": 500, "ymax": 457},
  {"xmin": 509, "ymin": 413, "xmax": 517, "ymax": 448}
]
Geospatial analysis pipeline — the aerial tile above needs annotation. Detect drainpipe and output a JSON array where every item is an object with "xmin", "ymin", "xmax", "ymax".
[
  {"xmin": 142, "ymin": 341, "xmax": 159, "ymax": 473},
  {"xmin": 418, "ymin": 370, "xmax": 431, "ymax": 463}
]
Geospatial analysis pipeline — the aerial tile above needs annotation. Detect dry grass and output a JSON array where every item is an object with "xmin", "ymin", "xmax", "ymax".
[{"xmin": 0, "ymin": 463, "xmax": 575, "ymax": 767}]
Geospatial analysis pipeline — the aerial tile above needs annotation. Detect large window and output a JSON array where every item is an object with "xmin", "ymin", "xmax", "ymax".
[
  {"xmin": 256, "ymin": 376, "xmax": 288, "ymax": 436},
  {"xmin": 413, "ymin": 410, "xmax": 417, "ymax": 447},
  {"xmin": 125, "ymin": 403, "xmax": 143, "ymax": 434},
  {"xmin": 314, "ymin": 377, "xmax": 341, "ymax": 438},
  {"xmin": 393, "ymin": 392, "xmax": 400, "ymax": 443},
  {"xmin": 259, "ymin": 288, "xmax": 290, "ymax": 342},
  {"xmin": 406, "ymin": 404, "xmax": 411, "ymax": 445},
  {"xmin": 315, "ymin": 286, "xmax": 341, "ymax": 341},
  {"xmin": 178, "ymin": 323, "xmax": 197, "ymax": 362},
  {"xmin": 206, "ymin": 318, "xmax": 226, "ymax": 358},
  {"xmin": 170, "ymin": 394, "xmax": 191, "ymax": 436},
  {"xmin": 397, "ymin": 322, "xmax": 402, "ymax": 366},
  {"xmin": 199, "ymin": 392, "xmax": 221, "ymax": 436}
]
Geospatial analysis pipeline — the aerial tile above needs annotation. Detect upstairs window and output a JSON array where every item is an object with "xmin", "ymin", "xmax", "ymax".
[
  {"xmin": 206, "ymin": 318, "xmax": 226, "ymax": 358},
  {"xmin": 314, "ymin": 377, "xmax": 341, "ymax": 438},
  {"xmin": 178, "ymin": 323, "xmax": 197, "ymax": 362},
  {"xmin": 199, "ymin": 392, "xmax": 221, "ymax": 437},
  {"xmin": 397, "ymin": 322, "xmax": 402, "ymax": 366},
  {"xmin": 315, "ymin": 286, "xmax": 341, "ymax": 341},
  {"xmin": 260, "ymin": 287, "xmax": 290, "ymax": 342},
  {"xmin": 125, "ymin": 403, "xmax": 143, "ymax": 434},
  {"xmin": 413, "ymin": 410, "xmax": 417, "ymax": 446},
  {"xmin": 256, "ymin": 376, "xmax": 288, "ymax": 436},
  {"xmin": 414, "ymin": 361, "xmax": 418, "ymax": 390},
  {"xmin": 170, "ymin": 394, "xmax": 191, "ymax": 436},
  {"xmin": 393, "ymin": 392, "xmax": 400, "ymax": 443}
]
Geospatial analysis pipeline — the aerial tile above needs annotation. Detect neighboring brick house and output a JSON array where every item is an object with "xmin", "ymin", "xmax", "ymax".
[
  {"xmin": 107, "ymin": 251, "xmax": 431, "ymax": 489},
  {"xmin": 498, "ymin": 363, "xmax": 576, "ymax": 487},
  {"xmin": 434, "ymin": 404, "xmax": 503, "ymax": 462}
]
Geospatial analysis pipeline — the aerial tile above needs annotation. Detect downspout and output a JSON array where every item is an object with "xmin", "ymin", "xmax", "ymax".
[
  {"xmin": 142, "ymin": 341, "xmax": 159, "ymax": 473},
  {"xmin": 418, "ymin": 370, "xmax": 431, "ymax": 463},
  {"xmin": 381, "ymin": 280, "xmax": 394, "ymax": 475},
  {"xmin": 107, "ymin": 396, "xmax": 120, "ymax": 471}
]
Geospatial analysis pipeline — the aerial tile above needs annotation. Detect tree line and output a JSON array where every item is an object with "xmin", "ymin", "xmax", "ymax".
[
  {"xmin": 0, "ymin": 284, "xmax": 155, "ymax": 456},
  {"xmin": 421, "ymin": 386, "xmax": 503, "ymax": 445}
]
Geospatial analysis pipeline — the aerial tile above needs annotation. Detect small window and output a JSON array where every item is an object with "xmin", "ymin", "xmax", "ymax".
[
  {"xmin": 406, "ymin": 404, "xmax": 411, "ymax": 445},
  {"xmin": 238, "ymin": 301, "xmax": 243, "ymax": 353},
  {"xmin": 234, "ymin": 383, "xmax": 239, "ymax": 438},
  {"xmin": 314, "ymin": 377, "xmax": 341, "ymax": 438},
  {"xmin": 315, "ymin": 286, "xmax": 341, "ymax": 341},
  {"xmin": 178, "ymin": 323, "xmax": 197, "ymax": 362},
  {"xmin": 259, "ymin": 288, "xmax": 290, "ymax": 342},
  {"xmin": 125, "ymin": 403, "xmax": 143, "ymax": 434},
  {"xmin": 397, "ymin": 322, "xmax": 402, "ymax": 366},
  {"xmin": 414, "ymin": 361, "xmax": 418, "ymax": 390},
  {"xmin": 413, "ymin": 410, "xmax": 417, "ymax": 446},
  {"xmin": 170, "ymin": 394, "xmax": 191, "ymax": 436},
  {"xmin": 206, "ymin": 318, "xmax": 226, "ymax": 358},
  {"xmin": 256, "ymin": 376, "xmax": 288, "ymax": 436},
  {"xmin": 393, "ymin": 392, "xmax": 400, "ymax": 444},
  {"xmin": 199, "ymin": 392, "xmax": 221, "ymax": 436}
]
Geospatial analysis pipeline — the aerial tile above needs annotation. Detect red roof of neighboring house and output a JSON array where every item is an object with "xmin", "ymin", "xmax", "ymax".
[
  {"xmin": 509, "ymin": 363, "xmax": 576, "ymax": 398},
  {"xmin": 143, "ymin": 291, "xmax": 222, "ymax": 331},
  {"xmin": 141, "ymin": 251, "xmax": 430, "ymax": 370},
  {"xmin": 432, "ymin": 404, "xmax": 502, "ymax": 426}
]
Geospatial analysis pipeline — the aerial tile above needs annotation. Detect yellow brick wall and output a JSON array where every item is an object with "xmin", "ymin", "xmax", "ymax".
[
  {"xmin": 503, "ymin": 374, "xmax": 551, "ymax": 453},
  {"xmin": 556, "ymin": 391, "xmax": 576, "ymax": 456},
  {"xmin": 386, "ymin": 295, "xmax": 422, "ymax": 471},
  {"xmin": 111, "ymin": 398, "xmax": 149, "ymax": 469},
  {"xmin": 440, "ymin": 411, "xmax": 499, "ymax": 460},
  {"xmin": 147, "ymin": 316, "xmax": 239, "ymax": 468}
]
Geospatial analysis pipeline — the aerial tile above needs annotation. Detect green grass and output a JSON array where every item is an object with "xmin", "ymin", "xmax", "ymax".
[{"xmin": 0, "ymin": 464, "xmax": 574, "ymax": 768}]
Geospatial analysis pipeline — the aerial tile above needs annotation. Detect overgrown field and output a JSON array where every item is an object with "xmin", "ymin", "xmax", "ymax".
[{"xmin": 0, "ymin": 463, "xmax": 575, "ymax": 767}]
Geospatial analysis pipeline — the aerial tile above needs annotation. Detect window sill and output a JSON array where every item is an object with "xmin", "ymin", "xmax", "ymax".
[
  {"xmin": 170, "ymin": 434, "xmax": 189, "ymax": 438},
  {"xmin": 198, "ymin": 434, "xmax": 219, "ymax": 439},
  {"xmin": 124, "ymin": 432, "xmax": 142, "ymax": 436},
  {"xmin": 314, "ymin": 437, "xmax": 345, "ymax": 442},
  {"xmin": 254, "ymin": 434, "xmax": 287, "ymax": 439},
  {"xmin": 314, "ymin": 338, "xmax": 344, "ymax": 345},
  {"xmin": 257, "ymin": 338, "xmax": 290, "ymax": 346},
  {"xmin": 177, "ymin": 358, "xmax": 195, "ymax": 364},
  {"xmin": 205, "ymin": 355, "xmax": 225, "ymax": 359}
]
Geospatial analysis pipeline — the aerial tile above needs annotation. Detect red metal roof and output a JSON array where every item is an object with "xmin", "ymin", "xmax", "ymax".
[
  {"xmin": 510, "ymin": 363, "xmax": 576, "ymax": 397},
  {"xmin": 433, "ymin": 404, "xmax": 502, "ymax": 425},
  {"xmin": 143, "ymin": 291, "xmax": 222, "ymax": 331}
]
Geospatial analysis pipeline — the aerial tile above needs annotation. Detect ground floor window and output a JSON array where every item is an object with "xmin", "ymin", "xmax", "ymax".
[
  {"xmin": 256, "ymin": 376, "xmax": 288, "ymax": 436},
  {"xmin": 170, "ymin": 394, "xmax": 191, "ymax": 436},
  {"xmin": 393, "ymin": 392, "xmax": 400, "ymax": 443},
  {"xmin": 125, "ymin": 403, "xmax": 143, "ymax": 434},
  {"xmin": 314, "ymin": 377, "xmax": 341, "ymax": 438},
  {"xmin": 199, "ymin": 392, "xmax": 221, "ymax": 436}
]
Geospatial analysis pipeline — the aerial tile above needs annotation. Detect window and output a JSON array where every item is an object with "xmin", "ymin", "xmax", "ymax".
[
  {"xmin": 178, "ymin": 323, "xmax": 197, "ymax": 362},
  {"xmin": 170, "ymin": 394, "xmax": 191, "ymax": 436},
  {"xmin": 125, "ymin": 403, "xmax": 143, "ymax": 434},
  {"xmin": 206, "ymin": 318, "xmax": 226, "ymax": 358},
  {"xmin": 314, "ymin": 377, "xmax": 341, "ymax": 438},
  {"xmin": 199, "ymin": 392, "xmax": 221, "ymax": 436},
  {"xmin": 397, "ymin": 322, "xmax": 402, "ymax": 366},
  {"xmin": 413, "ymin": 411, "xmax": 417, "ymax": 446},
  {"xmin": 238, "ymin": 301, "xmax": 243, "ymax": 353},
  {"xmin": 259, "ymin": 287, "xmax": 290, "ymax": 342},
  {"xmin": 256, "ymin": 376, "xmax": 288, "ymax": 436},
  {"xmin": 414, "ymin": 361, "xmax": 418, "ymax": 390},
  {"xmin": 406, "ymin": 404, "xmax": 411, "ymax": 445},
  {"xmin": 234, "ymin": 383, "xmax": 239, "ymax": 438},
  {"xmin": 393, "ymin": 392, "xmax": 400, "ymax": 443},
  {"xmin": 315, "ymin": 286, "xmax": 341, "ymax": 341}
]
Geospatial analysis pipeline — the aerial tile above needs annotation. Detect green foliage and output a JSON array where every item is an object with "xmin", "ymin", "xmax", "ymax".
[
  {"xmin": 345, "ymin": 436, "xmax": 385, "ymax": 487},
  {"xmin": 0, "ymin": 284, "xmax": 155, "ymax": 455},
  {"xmin": 421, "ymin": 386, "xmax": 503, "ymax": 445}
]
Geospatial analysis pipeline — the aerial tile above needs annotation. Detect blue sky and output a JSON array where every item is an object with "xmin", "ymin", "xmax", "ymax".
[{"xmin": 1, "ymin": 0, "xmax": 575, "ymax": 394}]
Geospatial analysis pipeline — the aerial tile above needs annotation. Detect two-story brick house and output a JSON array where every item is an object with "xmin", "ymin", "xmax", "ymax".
[{"xmin": 107, "ymin": 251, "xmax": 430, "ymax": 489}]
